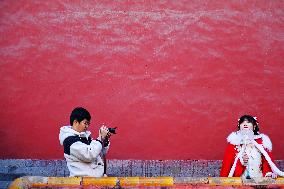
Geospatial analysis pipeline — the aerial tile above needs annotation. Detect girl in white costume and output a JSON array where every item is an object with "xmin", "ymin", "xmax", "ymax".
[{"xmin": 220, "ymin": 115, "xmax": 284, "ymax": 178}]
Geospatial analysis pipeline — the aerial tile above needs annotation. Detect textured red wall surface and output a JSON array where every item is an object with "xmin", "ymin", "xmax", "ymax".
[{"xmin": 0, "ymin": 1, "xmax": 283, "ymax": 160}]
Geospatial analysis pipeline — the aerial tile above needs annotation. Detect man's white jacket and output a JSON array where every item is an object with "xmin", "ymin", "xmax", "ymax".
[{"xmin": 59, "ymin": 126, "xmax": 109, "ymax": 177}]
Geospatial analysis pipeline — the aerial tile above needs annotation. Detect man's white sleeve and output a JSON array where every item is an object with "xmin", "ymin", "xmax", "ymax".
[{"xmin": 70, "ymin": 140, "xmax": 103, "ymax": 162}]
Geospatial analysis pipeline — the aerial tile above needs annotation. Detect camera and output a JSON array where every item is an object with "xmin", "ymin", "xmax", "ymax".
[{"xmin": 108, "ymin": 127, "xmax": 117, "ymax": 134}]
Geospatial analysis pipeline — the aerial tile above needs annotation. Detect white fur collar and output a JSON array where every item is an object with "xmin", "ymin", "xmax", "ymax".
[{"xmin": 227, "ymin": 131, "xmax": 272, "ymax": 151}]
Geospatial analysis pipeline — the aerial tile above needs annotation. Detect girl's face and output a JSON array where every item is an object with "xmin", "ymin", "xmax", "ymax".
[{"xmin": 239, "ymin": 120, "xmax": 254, "ymax": 131}]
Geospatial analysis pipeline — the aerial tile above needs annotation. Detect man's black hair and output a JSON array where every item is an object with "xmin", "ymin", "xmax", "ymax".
[
  {"xmin": 238, "ymin": 115, "xmax": 259, "ymax": 135},
  {"xmin": 70, "ymin": 107, "xmax": 91, "ymax": 125}
]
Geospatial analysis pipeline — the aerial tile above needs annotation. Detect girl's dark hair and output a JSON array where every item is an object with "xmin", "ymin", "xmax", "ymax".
[
  {"xmin": 70, "ymin": 107, "xmax": 91, "ymax": 125},
  {"xmin": 238, "ymin": 115, "xmax": 259, "ymax": 135}
]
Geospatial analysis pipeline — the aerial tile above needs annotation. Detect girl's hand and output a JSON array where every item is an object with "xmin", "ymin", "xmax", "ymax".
[
  {"xmin": 266, "ymin": 172, "xmax": 278, "ymax": 179},
  {"xmin": 242, "ymin": 152, "xmax": 249, "ymax": 165}
]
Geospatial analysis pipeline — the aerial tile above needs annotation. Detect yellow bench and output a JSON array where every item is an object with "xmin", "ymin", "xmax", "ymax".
[{"xmin": 8, "ymin": 176, "xmax": 284, "ymax": 188}]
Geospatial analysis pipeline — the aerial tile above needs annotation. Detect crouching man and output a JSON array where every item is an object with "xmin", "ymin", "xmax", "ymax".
[{"xmin": 59, "ymin": 107, "xmax": 110, "ymax": 177}]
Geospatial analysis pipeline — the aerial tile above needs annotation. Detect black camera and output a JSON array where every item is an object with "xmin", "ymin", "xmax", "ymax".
[{"xmin": 108, "ymin": 127, "xmax": 117, "ymax": 134}]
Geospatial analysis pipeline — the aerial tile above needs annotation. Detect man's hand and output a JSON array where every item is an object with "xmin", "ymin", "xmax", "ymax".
[
  {"xmin": 99, "ymin": 125, "xmax": 109, "ymax": 140},
  {"xmin": 105, "ymin": 132, "xmax": 112, "ymax": 139}
]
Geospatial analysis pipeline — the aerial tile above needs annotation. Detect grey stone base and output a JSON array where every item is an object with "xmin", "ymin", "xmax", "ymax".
[{"xmin": 1, "ymin": 159, "xmax": 283, "ymax": 189}]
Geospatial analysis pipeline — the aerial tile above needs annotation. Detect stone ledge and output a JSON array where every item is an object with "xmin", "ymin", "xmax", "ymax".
[{"xmin": 1, "ymin": 159, "xmax": 283, "ymax": 177}]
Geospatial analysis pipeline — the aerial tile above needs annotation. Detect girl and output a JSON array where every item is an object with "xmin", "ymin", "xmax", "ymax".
[{"xmin": 220, "ymin": 115, "xmax": 284, "ymax": 178}]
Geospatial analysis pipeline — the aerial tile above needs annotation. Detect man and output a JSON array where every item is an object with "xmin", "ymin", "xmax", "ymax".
[{"xmin": 59, "ymin": 107, "xmax": 110, "ymax": 177}]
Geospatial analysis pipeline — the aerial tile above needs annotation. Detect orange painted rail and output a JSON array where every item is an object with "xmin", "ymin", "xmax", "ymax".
[{"xmin": 8, "ymin": 176, "xmax": 284, "ymax": 189}]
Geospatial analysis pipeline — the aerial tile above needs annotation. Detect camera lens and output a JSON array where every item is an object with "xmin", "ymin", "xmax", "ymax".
[{"xmin": 108, "ymin": 127, "xmax": 117, "ymax": 134}]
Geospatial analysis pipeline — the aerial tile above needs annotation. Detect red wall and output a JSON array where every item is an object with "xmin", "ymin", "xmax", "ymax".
[{"xmin": 0, "ymin": 1, "xmax": 283, "ymax": 160}]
